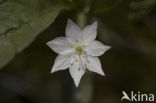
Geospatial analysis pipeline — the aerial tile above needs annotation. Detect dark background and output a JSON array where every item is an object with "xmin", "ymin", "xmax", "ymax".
[{"xmin": 0, "ymin": 0, "xmax": 156, "ymax": 103}]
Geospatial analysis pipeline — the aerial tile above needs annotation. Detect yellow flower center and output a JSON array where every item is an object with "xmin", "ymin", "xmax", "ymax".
[{"xmin": 75, "ymin": 45, "xmax": 84, "ymax": 54}]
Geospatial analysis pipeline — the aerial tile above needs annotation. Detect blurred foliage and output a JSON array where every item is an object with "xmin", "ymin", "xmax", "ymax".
[
  {"xmin": 129, "ymin": 0, "xmax": 156, "ymax": 21},
  {"xmin": 0, "ymin": 0, "xmax": 156, "ymax": 103},
  {"xmin": 90, "ymin": 0, "xmax": 123, "ymax": 14},
  {"xmin": 95, "ymin": 1, "xmax": 156, "ymax": 57}
]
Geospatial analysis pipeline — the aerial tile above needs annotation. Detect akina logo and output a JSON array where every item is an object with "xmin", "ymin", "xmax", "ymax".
[{"xmin": 121, "ymin": 91, "xmax": 155, "ymax": 102}]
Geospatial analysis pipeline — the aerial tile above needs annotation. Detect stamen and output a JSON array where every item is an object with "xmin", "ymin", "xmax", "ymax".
[
  {"xmin": 79, "ymin": 55, "xmax": 86, "ymax": 71},
  {"xmin": 70, "ymin": 45, "xmax": 73, "ymax": 48},
  {"xmin": 70, "ymin": 63, "xmax": 74, "ymax": 67},
  {"xmin": 86, "ymin": 56, "xmax": 90, "ymax": 63},
  {"xmin": 75, "ymin": 59, "xmax": 78, "ymax": 62},
  {"xmin": 75, "ymin": 45, "xmax": 84, "ymax": 54},
  {"xmin": 84, "ymin": 51, "xmax": 87, "ymax": 54},
  {"xmin": 69, "ymin": 57, "xmax": 74, "ymax": 68}
]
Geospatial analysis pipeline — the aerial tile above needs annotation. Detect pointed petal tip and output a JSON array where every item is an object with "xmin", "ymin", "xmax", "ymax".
[
  {"xmin": 50, "ymin": 69, "xmax": 55, "ymax": 73},
  {"xmin": 98, "ymin": 70, "xmax": 105, "ymax": 76},
  {"xmin": 68, "ymin": 18, "xmax": 72, "ymax": 22},
  {"xmin": 107, "ymin": 46, "xmax": 111, "ymax": 50},
  {"xmin": 46, "ymin": 41, "xmax": 53, "ymax": 47},
  {"xmin": 50, "ymin": 66, "xmax": 58, "ymax": 73},
  {"xmin": 91, "ymin": 21, "xmax": 98, "ymax": 28},
  {"xmin": 71, "ymin": 76, "xmax": 80, "ymax": 87},
  {"xmin": 104, "ymin": 45, "xmax": 111, "ymax": 52},
  {"xmin": 46, "ymin": 41, "xmax": 50, "ymax": 46},
  {"xmin": 74, "ymin": 81, "xmax": 80, "ymax": 87},
  {"xmin": 72, "ymin": 76, "xmax": 81, "ymax": 87},
  {"xmin": 101, "ymin": 72, "xmax": 106, "ymax": 76},
  {"xmin": 94, "ymin": 21, "xmax": 98, "ymax": 25},
  {"xmin": 75, "ymin": 83, "xmax": 79, "ymax": 87},
  {"xmin": 67, "ymin": 19, "xmax": 74, "ymax": 24}
]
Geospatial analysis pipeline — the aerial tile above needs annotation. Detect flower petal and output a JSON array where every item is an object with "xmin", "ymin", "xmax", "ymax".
[
  {"xmin": 69, "ymin": 55, "xmax": 85, "ymax": 87},
  {"xmin": 81, "ymin": 21, "xmax": 97, "ymax": 46},
  {"xmin": 86, "ymin": 55, "xmax": 105, "ymax": 76},
  {"xmin": 51, "ymin": 55, "xmax": 73, "ymax": 73},
  {"xmin": 85, "ymin": 40, "xmax": 111, "ymax": 56},
  {"xmin": 47, "ymin": 37, "xmax": 73, "ymax": 54},
  {"xmin": 60, "ymin": 48, "xmax": 74, "ymax": 55},
  {"xmin": 80, "ymin": 53, "xmax": 86, "ymax": 67},
  {"xmin": 66, "ymin": 19, "xmax": 82, "ymax": 43}
]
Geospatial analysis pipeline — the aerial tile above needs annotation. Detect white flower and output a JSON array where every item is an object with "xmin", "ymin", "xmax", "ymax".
[{"xmin": 47, "ymin": 19, "xmax": 111, "ymax": 87}]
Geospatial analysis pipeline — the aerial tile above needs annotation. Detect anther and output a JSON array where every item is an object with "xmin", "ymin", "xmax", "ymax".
[
  {"xmin": 84, "ymin": 51, "xmax": 87, "ymax": 54},
  {"xmin": 75, "ymin": 59, "xmax": 78, "ymax": 62},
  {"xmin": 70, "ymin": 45, "xmax": 73, "ymax": 48}
]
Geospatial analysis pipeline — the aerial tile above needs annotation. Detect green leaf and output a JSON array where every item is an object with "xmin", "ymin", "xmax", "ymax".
[
  {"xmin": 91, "ymin": 0, "xmax": 123, "ymax": 14},
  {"xmin": 0, "ymin": 0, "xmax": 64, "ymax": 68}
]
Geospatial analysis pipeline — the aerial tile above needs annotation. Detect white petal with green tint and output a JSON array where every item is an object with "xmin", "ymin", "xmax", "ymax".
[
  {"xmin": 66, "ymin": 19, "xmax": 82, "ymax": 43},
  {"xmin": 69, "ymin": 55, "xmax": 86, "ymax": 87},
  {"xmin": 86, "ymin": 55, "xmax": 105, "ymax": 76},
  {"xmin": 81, "ymin": 21, "xmax": 97, "ymax": 46},
  {"xmin": 85, "ymin": 40, "xmax": 111, "ymax": 56},
  {"xmin": 51, "ymin": 55, "xmax": 73, "ymax": 73},
  {"xmin": 47, "ymin": 37, "xmax": 73, "ymax": 54}
]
